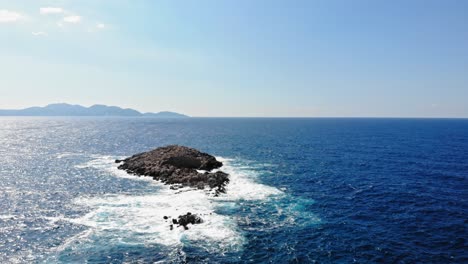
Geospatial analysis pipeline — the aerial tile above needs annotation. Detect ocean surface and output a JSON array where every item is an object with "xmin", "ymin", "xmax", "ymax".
[{"xmin": 0, "ymin": 117, "xmax": 467, "ymax": 263}]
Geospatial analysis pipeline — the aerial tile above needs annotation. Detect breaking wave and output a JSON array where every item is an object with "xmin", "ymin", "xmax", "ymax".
[{"xmin": 50, "ymin": 155, "xmax": 287, "ymax": 262}]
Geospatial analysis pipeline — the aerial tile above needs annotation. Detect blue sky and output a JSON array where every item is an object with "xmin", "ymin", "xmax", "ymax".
[{"xmin": 0, "ymin": 0, "xmax": 467, "ymax": 117}]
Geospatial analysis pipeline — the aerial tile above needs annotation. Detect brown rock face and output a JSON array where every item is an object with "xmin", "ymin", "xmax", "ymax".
[{"xmin": 117, "ymin": 145, "xmax": 229, "ymax": 194}]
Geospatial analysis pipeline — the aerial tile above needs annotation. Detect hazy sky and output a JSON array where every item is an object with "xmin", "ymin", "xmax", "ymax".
[{"xmin": 1, "ymin": 0, "xmax": 467, "ymax": 117}]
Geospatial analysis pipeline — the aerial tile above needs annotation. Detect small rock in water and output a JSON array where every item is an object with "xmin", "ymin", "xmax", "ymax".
[{"xmin": 177, "ymin": 212, "xmax": 203, "ymax": 230}]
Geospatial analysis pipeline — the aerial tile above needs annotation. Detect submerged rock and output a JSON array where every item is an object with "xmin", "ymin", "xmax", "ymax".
[{"xmin": 117, "ymin": 145, "xmax": 229, "ymax": 194}]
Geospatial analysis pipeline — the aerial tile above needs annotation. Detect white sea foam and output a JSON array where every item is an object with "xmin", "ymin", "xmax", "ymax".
[
  {"xmin": 59, "ymin": 155, "xmax": 284, "ymax": 258},
  {"xmin": 75, "ymin": 155, "xmax": 154, "ymax": 182},
  {"xmin": 56, "ymin": 152, "xmax": 82, "ymax": 159},
  {"xmin": 69, "ymin": 188, "xmax": 243, "ymax": 252},
  {"xmin": 0, "ymin": 214, "xmax": 16, "ymax": 220},
  {"xmin": 214, "ymin": 157, "xmax": 284, "ymax": 201}
]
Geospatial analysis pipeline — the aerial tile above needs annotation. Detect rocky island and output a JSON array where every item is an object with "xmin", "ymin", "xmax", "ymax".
[{"xmin": 116, "ymin": 145, "xmax": 229, "ymax": 230}]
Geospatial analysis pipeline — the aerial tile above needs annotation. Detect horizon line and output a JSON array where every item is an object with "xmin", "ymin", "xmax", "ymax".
[
  {"xmin": 1, "ymin": 116, "xmax": 467, "ymax": 119},
  {"xmin": 2, "ymin": 103, "xmax": 466, "ymax": 119}
]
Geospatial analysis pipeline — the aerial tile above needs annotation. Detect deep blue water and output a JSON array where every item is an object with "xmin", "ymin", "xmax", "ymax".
[{"xmin": 0, "ymin": 117, "xmax": 467, "ymax": 263}]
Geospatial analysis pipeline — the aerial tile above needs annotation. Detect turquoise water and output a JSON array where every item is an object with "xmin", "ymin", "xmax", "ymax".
[{"xmin": 0, "ymin": 117, "xmax": 467, "ymax": 263}]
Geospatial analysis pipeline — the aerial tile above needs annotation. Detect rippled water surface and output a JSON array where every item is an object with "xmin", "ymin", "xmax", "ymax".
[{"xmin": 0, "ymin": 117, "xmax": 467, "ymax": 263}]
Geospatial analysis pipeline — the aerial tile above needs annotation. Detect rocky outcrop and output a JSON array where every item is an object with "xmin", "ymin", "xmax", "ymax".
[
  {"xmin": 176, "ymin": 213, "xmax": 203, "ymax": 230},
  {"xmin": 116, "ymin": 145, "xmax": 229, "ymax": 194},
  {"xmin": 163, "ymin": 213, "xmax": 203, "ymax": 230}
]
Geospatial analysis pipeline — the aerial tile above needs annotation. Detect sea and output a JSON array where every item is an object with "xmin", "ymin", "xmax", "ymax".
[{"xmin": 0, "ymin": 117, "xmax": 467, "ymax": 263}]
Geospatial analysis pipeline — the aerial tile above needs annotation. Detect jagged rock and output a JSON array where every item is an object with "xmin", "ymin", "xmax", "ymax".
[
  {"xmin": 117, "ymin": 145, "xmax": 229, "ymax": 193},
  {"xmin": 177, "ymin": 213, "xmax": 203, "ymax": 230}
]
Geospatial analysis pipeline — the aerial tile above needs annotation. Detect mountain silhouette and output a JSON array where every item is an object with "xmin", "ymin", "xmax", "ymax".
[{"xmin": 0, "ymin": 103, "xmax": 188, "ymax": 117}]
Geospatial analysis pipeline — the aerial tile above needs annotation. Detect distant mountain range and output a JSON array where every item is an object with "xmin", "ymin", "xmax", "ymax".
[{"xmin": 0, "ymin": 103, "xmax": 189, "ymax": 118}]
